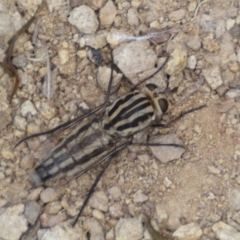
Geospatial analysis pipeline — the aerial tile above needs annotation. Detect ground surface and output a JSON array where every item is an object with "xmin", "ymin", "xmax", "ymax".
[{"xmin": 1, "ymin": 0, "xmax": 240, "ymax": 240}]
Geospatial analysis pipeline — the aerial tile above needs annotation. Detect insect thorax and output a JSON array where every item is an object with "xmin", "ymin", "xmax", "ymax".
[{"xmin": 102, "ymin": 85, "xmax": 167, "ymax": 138}]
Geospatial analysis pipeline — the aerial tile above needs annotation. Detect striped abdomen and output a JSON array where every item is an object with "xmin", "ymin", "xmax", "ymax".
[{"xmin": 30, "ymin": 121, "xmax": 114, "ymax": 184}]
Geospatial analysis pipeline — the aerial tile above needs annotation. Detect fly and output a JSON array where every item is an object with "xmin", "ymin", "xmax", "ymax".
[{"xmin": 15, "ymin": 56, "xmax": 205, "ymax": 226}]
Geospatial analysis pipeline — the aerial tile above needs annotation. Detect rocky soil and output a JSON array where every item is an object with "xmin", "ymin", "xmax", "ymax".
[{"xmin": 1, "ymin": 0, "xmax": 240, "ymax": 239}]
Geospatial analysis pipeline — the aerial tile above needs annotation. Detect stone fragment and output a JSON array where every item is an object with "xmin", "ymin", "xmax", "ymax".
[
  {"xmin": 44, "ymin": 201, "xmax": 62, "ymax": 215},
  {"xmin": 58, "ymin": 49, "xmax": 69, "ymax": 65},
  {"xmin": 187, "ymin": 55, "xmax": 197, "ymax": 69},
  {"xmin": 115, "ymin": 218, "xmax": 143, "ymax": 240},
  {"xmin": 169, "ymin": 9, "xmax": 186, "ymax": 21},
  {"xmin": 83, "ymin": 32, "xmax": 107, "ymax": 49},
  {"xmin": 89, "ymin": 191, "xmax": 108, "ymax": 212},
  {"xmin": 28, "ymin": 187, "xmax": 44, "ymax": 201},
  {"xmin": 0, "ymin": 12, "xmax": 14, "ymax": 37},
  {"xmin": 99, "ymin": 1, "xmax": 117, "ymax": 26},
  {"xmin": 40, "ymin": 212, "xmax": 66, "ymax": 228},
  {"xmin": 133, "ymin": 189, "xmax": 148, "ymax": 203},
  {"xmin": 109, "ymin": 203, "xmax": 123, "ymax": 218},
  {"xmin": 203, "ymin": 34, "xmax": 220, "ymax": 52},
  {"xmin": 24, "ymin": 200, "xmax": 41, "ymax": 225},
  {"xmin": 1, "ymin": 148, "xmax": 14, "ymax": 160},
  {"xmin": 163, "ymin": 177, "xmax": 172, "ymax": 188},
  {"xmin": 225, "ymin": 89, "xmax": 240, "ymax": 99},
  {"xmin": 113, "ymin": 40, "xmax": 157, "ymax": 85},
  {"xmin": 202, "ymin": 66, "xmax": 223, "ymax": 90},
  {"xmin": 108, "ymin": 186, "xmax": 122, "ymax": 199},
  {"xmin": 35, "ymin": 100, "xmax": 56, "ymax": 120},
  {"xmin": 40, "ymin": 188, "xmax": 60, "ymax": 203},
  {"xmin": 208, "ymin": 165, "xmax": 221, "ymax": 175},
  {"xmin": 155, "ymin": 205, "xmax": 168, "ymax": 223},
  {"xmin": 217, "ymin": 99, "xmax": 235, "ymax": 113},
  {"xmin": 68, "ymin": 6, "xmax": 99, "ymax": 34},
  {"xmin": 165, "ymin": 47, "xmax": 187, "ymax": 75},
  {"xmin": 149, "ymin": 134, "xmax": 185, "ymax": 163},
  {"xmin": 226, "ymin": 19, "xmax": 235, "ymax": 30},
  {"xmin": 228, "ymin": 189, "xmax": 240, "ymax": 211},
  {"xmin": 212, "ymin": 221, "xmax": 240, "ymax": 240},
  {"xmin": 173, "ymin": 223, "xmax": 202, "ymax": 240},
  {"xmin": 0, "ymin": 204, "xmax": 28, "ymax": 240},
  {"xmin": 83, "ymin": 218, "xmax": 105, "ymax": 240},
  {"xmin": 27, "ymin": 122, "xmax": 40, "ymax": 135},
  {"xmin": 14, "ymin": 116, "xmax": 27, "ymax": 131},
  {"xmin": 127, "ymin": 8, "xmax": 139, "ymax": 26},
  {"xmin": 21, "ymin": 100, "xmax": 37, "ymax": 117}
]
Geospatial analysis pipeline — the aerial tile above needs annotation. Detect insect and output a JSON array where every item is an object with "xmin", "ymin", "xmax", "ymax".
[{"xmin": 15, "ymin": 56, "xmax": 204, "ymax": 227}]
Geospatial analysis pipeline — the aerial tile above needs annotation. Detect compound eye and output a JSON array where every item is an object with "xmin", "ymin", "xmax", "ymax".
[
  {"xmin": 158, "ymin": 98, "xmax": 168, "ymax": 113},
  {"xmin": 145, "ymin": 83, "xmax": 158, "ymax": 91}
]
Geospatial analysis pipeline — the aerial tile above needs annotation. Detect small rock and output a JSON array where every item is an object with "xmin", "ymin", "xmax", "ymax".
[
  {"xmin": 202, "ymin": 34, "xmax": 220, "ymax": 52},
  {"xmin": 89, "ymin": 191, "xmax": 108, "ymax": 212},
  {"xmin": 133, "ymin": 189, "xmax": 148, "ymax": 203},
  {"xmin": 165, "ymin": 47, "xmax": 187, "ymax": 75},
  {"xmin": 187, "ymin": 55, "xmax": 197, "ymax": 69},
  {"xmin": 217, "ymin": 99, "xmax": 235, "ymax": 113},
  {"xmin": 149, "ymin": 134, "xmax": 185, "ymax": 163},
  {"xmin": 0, "ymin": 198, "xmax": 7, "ymax": 208},
  {"xmin": 0, "ymin": 204, "xmax": 28, "ymax": 240},
  {"xmin": 169, "ymin": 9, "xmax": 186, "ymax": 21},
  {"xmin": 115, "ymin": 218, "xmax": 143, "ymax": 240},
  {"xmin": 21, "ymin": 100, "xmax": 37, "ymax": 117},
  {"xmin": 24, "ymin": 200, "xmax": 41, "ymax": 225},
  {"xmin": 40, "ymin": 188, "xmax": 59, "ymax": 203},
  {"xmin": 83, "ymin": 32, "xmax": 107, "ymax": 49},
  {"xmin": 97, "ymin": 66, "xmax": 122, "ymax": 92},
  {"xmin": 68, "ymin": 5, "xmax": 99, "ymax": 34},
  {"xmin": 0, "ymin": 12, "xmax": 14, "ymax": 37},
  {"xmin": 12, "ymin": 54, "xmax": 28, "ymax": 68},
  {"xmin": 1, "ymin": 148, "xmax": 14, "ymax": 160},
  {"xmin": 106, "ymin": 228, "xmax": 115, "ymax": 240},
  {"xmin": 38, "ymin": 221, "xmax": 85, "ymax": 240},
  {"xmin": 163, "ymin": 177, "xmax": 172, "ymax": 188},
  {"xmin": 228, "ymin": 189, "xmax": 240, "ymax": 211},
  {"xmin": 21, "ymin": 155, "xmax": 35, "ymax": 169},
  {"xmin": 44, "ymin": 201, "xmax": 62, "ymax": 215},
  {"xmin": 109, "ymin": 203, "xmax": 123, "ymax": 218},
  {"xmin": 225, "ymin": 89, "xmax": 240, "ymax": 98},
  {"xmin": 92, "ymin": 0, "xmax": 107, "ymax": 9},
  {"xmin": 99, "ymin": 1, "xmax": 117, "ymax": 26},
  {"xmin": 58, "ymin": 49, "xmax": 69, "ymax": 65},
  {"xmin": 113, "ymin": 40, "xmax": 157, "ymax": 85},
  {"xmin": 127, "ymin": 8, "xmax": 139, "ymax": 26},
  {"xmin": 92, "ymin": 209, "xmax": 105, "ymax": 220},
  {"xmin": 155, "ymin": 205, "xmax": 168, "ymax": 223},
  {"xmin": 226, "ymin": 19, "xmax": 235, "ymax": 30},
  {"xmin": 212, "ymin": 221, "xmax": 240, "ymax": 240},
  {"xmin": 202, "ymin": 66, "xmax": 223, "ymax": 90},
  {"xmin": 108, "ymin": 186, "xmax": 122, "ymax": 199},
  {"xmin": 35, "ymin": 99, "xmax": 56, "ymax": 120},
  {"xmin": 40, "ymin": 212, "xmax": 67, "ymax": 228},
  {"xmin": 173, "ymin": 223, "xmax": 202, "ymax": 240},
  {"xmin": 28, "ymin": 187, "xmax": 44, "ymax": 201},
  {"xmin": 14, "ymin": 116, "xmax": 27, "ymax": 131},
  {"xmin": 83, "ymin": 218, "xmax": 105, "ymax": 240},
  {"xmin": 27, "ymin": 122, "xmax": 40, "ymax": 135},
  {"xmin": 208, "ymin": 165, "xmax": 221, "ymax": 175}
]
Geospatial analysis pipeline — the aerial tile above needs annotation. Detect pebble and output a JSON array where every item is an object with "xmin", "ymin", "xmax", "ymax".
[
  {"xmin": 169, "ymin": 9, "xmax": 186, "ymax": 21},
  {"xmin": 173, "ymin": 222, "xmax": 202, "ymax": 240},
  {"xmin": 0, "ymin": 204, "xmax": 28, "ymax": 240},
  {"xmin": 83, "ymin": 32, "xmax": 107, "ymax": 49},
  {"xmin": 106, "ymin": 228, "xmax": 115, "ymax": 240},
  {"xmin": 113, "ymin": 40, "xmax": 157, "ymax": 85},
  {"xmin": 0, "ymin": 12, "xmax": 14, "ymax": 37},
  {"xmin": 109, "ymin": 203, "xmax": 123, "ymax": 218},
  {"xmin": 28, "ymin": 187, "xmax": 44, "ymax": 201},
  {"xmin": 108, "ymin": 186, "xmax": 122, "ymax": 199},
  {"xmin": 97, "ymin": 66, "xmax": 122, "ymax": 92},
  {"xmin": 226, "ymin": 19, "xmax": 235, "ymax": 31},
  {"xmin": 115, "ymin": 218, "xmax": 143, "ymax": 240},
  {"xmin": 24, "ymin": 200, "xmax": 41, "ymax": 225},
  {"xmin": 68, "ymin": 5, "xmax": 99, "ymax": 34},
  {"xmin": 99, "ymin": 1, "xmax": 117, "ymax": 26},
  {"xmin": 155, "ymin": 205, "xmax": 168, "ymax": 223},
  {"xmin": 0, "ymin": 198, "xmax": 7, "ymax": 208},
  {"xmin": 133, "ymin": 189, "xmax": 148, "ymax": 203},
  {"xmin": 92, "ymin": 209, "xmax": 105, "ymax": 220},
  {"xmin": 127, "ymin": 8, "xmax": 139, "ymax": 26},
  {"xmin": 216, "ymin": 99, "xmax": 235, "ymax": 113},
  {"xmin": 35, "ymin": 99, "xmax": 56, "ymax": 120},
  {"xmin": 89, "ymin": 191, "xmax": 109, "ymax": 212},
  {"xmin": 149, "ymin": 133, "xmax": 185, "ymax": 163},
  {"xmin": 38, "ymin": 221, "xmax": 85, "ymax": 240},
  {"xmin": 202, "ymin": 34, "xmax": 220, "ymax": 52},
  {"xmin": 202, "ymin": 66, "xmax": 223, "ymax": 90},
  {"xmin": 165, "ymin": 47, "xmax": 187, "ymax": 75},
  {"xmin": 208, "ymin": 165, "xmax": 221, "ymax": 175},
  {"xmin": 212, "ymin": 221, "xmax": 240, "ymax": 240},
  {"xmin": 228, "ymin": 189, "xmax": 240, "ymax": 211},
  {"xmin": 1, "ymin": 148, "xmax": 14, "ymax": 160},
  {"xmin": 92, "ymin": 0, "xmax": 107, "ymax": 9},
  {"xmin": 27, "ymin": 122, "xmax": 40, "ymax": 135},
  {"xmin": 44, "ymin": 201, "xmax": 62, "ymax": 215},
  {"xmin": 225, "ymin": 89, "xmax": 240, "ymax": 99},
  {"xmin": 163, "ymin": 177, "xmax": 172, "ymax": 188},
  {"xmin": 40, "ymin": 188, "xmax": 60, "ymax": 203},
  {"xmin": 21, "ymin": 100, "xmax": 38, "ymax": 117},
  {"xmin": 14, "ymin": 116, "xmax": 27, "ymax": 131},
  {"xmin": 187, "ymin": 55, "xmax": 197, "ymax": 69},
  {"xmin": 83, "ymin": 218, "xmax": 105, "ymax": 240},
  {"xmin": 58, "ymin": 49, "xmax": 69, "ymax": 65},
  {"xmin": 40, "ymin": 212, "xmax": 66, "ymax": 228}
]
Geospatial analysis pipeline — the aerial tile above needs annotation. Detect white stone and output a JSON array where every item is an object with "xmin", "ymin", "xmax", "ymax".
[
  {"xmin": 68, "ymin": 6, "xmax": 99, "ymax": 34},
  {"xmin": 99, "ymin": 1, "xmax": 117, "ymax": 26},
  {"xmin": 0, "ymin": 204, "xmax": 28, "ymax": 240},
  {"xmin": 58, "ymin": 49, "xmax": 69, "ymax": 65},
  {"xmin": 212, "ymin": 221, "xmax": 240, "ymax": 240},
  {"xmin": 226, "ymin": 89, "xmax": 240, "ymax": 99},
  {"xmin": 226, "ymin": 19, "xmax": 235, "ymax": 30},
  {"xmin": 187, "ymin": 55, "xmax": 197, "ymax": 69},
  {"xmin": 163, "ymin": 177, "xmax": 172, "ymax": 188},
  {"xmin": 173, "ymin": 223, "xmax": 202, "ymax": 240},
  {"xmin": 21, "ymin": 100, "xmax": 38, "ymax": 117},
  {"xmin": 202, "ymin": 66, "xmax": 223, "ymax": 90}
]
